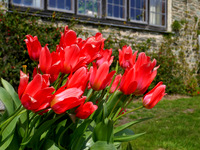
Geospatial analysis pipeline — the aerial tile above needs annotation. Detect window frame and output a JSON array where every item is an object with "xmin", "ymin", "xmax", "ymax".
[
  {"xmin": 47, "ymin": 0, "xmax": 75, "ymax": 13},
  {"xmin": 148, "ymin": 0, "xmax": 167, "ymax": 27},
  {"xmin": 11, "ymin": 0, "xmax": 44, "ymax": 9},
  {"xmin": 105, "ymin": 0, "xmax": 127, "ymax": 21},
  {"xmin": 129, "ymin": 0, "xmax": 148, "ymax": 24}
]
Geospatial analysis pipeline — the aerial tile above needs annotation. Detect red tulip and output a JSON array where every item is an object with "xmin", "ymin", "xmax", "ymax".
[
  {"xmin": 79, "ymin": 43, "xmax": 101, "ymax": 64},
  {"xmin": 85, "ymin": 32, "xmax": 105, "ymax": 49},
  {"xmin": 118, "ymin": 46, "xmax": 138, "ymax": 69},
  {"xmin": 96, "ymin": 49, "xmax": 114, "ymax": 66},
  {"xmin": 59, "ymin": 26, "xmax": 77, "ymax": 49},
  {"xmin": 89, "ymin": 62, "xmax": 116, "ymax": 91},
  {"xmin": 109, "ymin": 74, "xmax": 122, "ymax": 93},
  {"xmin": 79, "ymin": 33, "xmax": 105, "ymax": 64},
  {"xmin": 120, "ymin": 52, "xmax": 158, "ymax": 95},
  {"xmin": 51, "ymin": 88, "xmax": 86, "ymax": 114},
  {"xmin": 120, "ymin": 68, "xmax": 137, "ymax": 95},
  {"xmin": 18, "ymin": 70, "xmax": 29, "ymax": 99},
  {"xmin": 75, "ymin": 102, "xmax": 98, "ymax": 119},
  {"xmin": 24, "ymin": 35, "xmax": 42, "ymax": 61},
  {"xmin": 143, "ymin": 82, "xmax": 166, "ymax": 109},
  {"xmin": 67, "ymin": 67, "xmax": 90, "ymax": 91},
  {"xmin": 39, "ymin": 45, "xmax": 61, "ymax": 83},
  {"xmin": 60, "ymin": 44, "xmax": 86, "ymax": 74},
  {"xmin": 133, "ymin": 52, "xmax": 158, "ymax": 95},
  {"xmin": 19, "ymin": 74, "xmax": 55, "ymax": 113}
]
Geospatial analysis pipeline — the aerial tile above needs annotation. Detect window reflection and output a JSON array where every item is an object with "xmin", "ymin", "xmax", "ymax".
[
  {"xmin": 12, "ymin": 0, "xmax": 43, "ymax": 8},
  {"xmin": 77, "ymin": 0, "xmax": 101, "ymax": 17}
]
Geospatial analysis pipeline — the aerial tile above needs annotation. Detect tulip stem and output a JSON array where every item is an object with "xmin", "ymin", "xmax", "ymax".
[
  {"xmin": 85, "ymin": 89, "xmax": 94, "ymax": 102},
  {"xmin": 114, "ymin": 105, "xmax": 144, "ymax": 121},
  {"xmin": 108, "ymin": 94, "xmax": 123, "ymax": 119}
]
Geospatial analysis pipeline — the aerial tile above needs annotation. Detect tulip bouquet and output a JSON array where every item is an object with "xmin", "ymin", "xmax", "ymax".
[{"xmin": 0, "ymin": 26, "xmax": 166, "ymax": 150}]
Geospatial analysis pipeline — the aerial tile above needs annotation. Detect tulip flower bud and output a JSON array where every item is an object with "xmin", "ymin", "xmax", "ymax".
[{"xmin": 143, "ymin": 82, "xmax": 166, "ymax": 109}]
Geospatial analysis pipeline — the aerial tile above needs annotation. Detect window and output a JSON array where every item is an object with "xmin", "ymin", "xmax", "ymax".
[
  {"xmin": 77, "ymin": 0, "xmax": 101, "ymax": 17},
  {"xmin": 149, "ymin": 0, "xmax": 166, "ymax": 26},
  {"xmin": 48, "ymin": 0, "xmax": 74, "ymax": 13},
  {"xmin": 106, "ymin": 0, "xmax": 126, "ymax": 20},
  {"xmin": 130, "ymin": 0, "xmax": 147, "ymax": 23},
  {"xmin": 9, "ymin": 0, "xmax": 167, "ymax": 29},
  {"xmin": 12, "ymin": 0, "xmax": 43, "ymax": 8}
]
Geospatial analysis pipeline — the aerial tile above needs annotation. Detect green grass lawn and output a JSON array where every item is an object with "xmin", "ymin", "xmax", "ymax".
[{"xmin": 121, "ymin": 96, "xmax": 200, "ymax": 150}]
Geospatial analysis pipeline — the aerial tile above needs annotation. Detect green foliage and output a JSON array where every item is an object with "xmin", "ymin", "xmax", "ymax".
[
  {"xmin": 0, "ymin": 9, "xmax": 62, "ymax": 89},
  {"xmin": 171, "ymin": 20, "xmax": 182, "ymax": 32}
]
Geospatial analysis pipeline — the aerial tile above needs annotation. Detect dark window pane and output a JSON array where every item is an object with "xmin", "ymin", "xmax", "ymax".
[
  {"xmin": 136, "ymin": 9, "xmax": 141, "ymax": 20},
  {"xmin": 108, "ymin": 0, "xmax": 112, "ymax": 4},
  {"xmin": 66, "ymin": 0, "xmax": 71, "ymax": 10},
  {"xmin": 114, "ymin": 5, "xmax": 119, "ymax": 18},
  {"xmin": 49, "ymin": 0, "xmax": 56, "ymax": 7},
  {"xmin": 115, "ymin": 0, "xmax": 119, "ymax": 5},
  {"xmin": 136, "ymin": 0, "xmax": 140, "ymax": 8},
  {"xmin": 108, "ymin": 4, "xmax": 112, "ymax": 16},
  {"xmin": 162, "ymin": 14, "xmax": 165, "ymax": 26},
  {"xmin": 130, "ymin": 0, "xmax": 135, "ymax": 8},
  {"xmin": 120, "ymin": 7, "xmax": 124, "ymax": 18},
  {"xmin": 13, "ymin": 0, "xmax": 21, "ymax": 4},
  {"xmin": 144, "ymin": 10, "xmax": 146, "ymax": 21},
  {"xmin": 57, "ymin": 0, "xmax": 64, "ymax": 9},
  {"xmin": 141, "ymin": 0, "xmax": 145, "ymax": 9},
  {"xmin": 162, "ymin": 2, "xmax": 165, "ymax": 13},
  {"xmin": 130, "ymin": 8, "xmax": 135, "ymax": 20},
  {"xmin": 120, "ymin": 0, "xmax": 124, "ymax": 5},
  {"xmin": 24, "ymin": 0, "xmax": 32, "ymax": 5}
]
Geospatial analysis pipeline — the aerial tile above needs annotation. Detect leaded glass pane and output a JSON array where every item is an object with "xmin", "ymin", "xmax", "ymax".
[
  {"xmin": 107, "ymin": 0, "xmax": 126, "ymax": 19},
  {"xmin": 12, "ymin": 0, "xmax": 43, "ymax": 8},
  {"xmin": 130, "ymin": 0, "xmax": 147, "ymax": 22},
  {"xmin": 78, "ymin": 0, "xmax": 101, "ymax": 17},
  {"xmin": 150, "ymin": 0, "xmax": 166, "ymax": 26}
]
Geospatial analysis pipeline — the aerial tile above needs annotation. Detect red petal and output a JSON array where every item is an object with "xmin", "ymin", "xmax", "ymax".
[
  {"xmin": 18, "ymin": 70, "xmax": 29, "ymax": 99},
  {"xmin": 23, "ymin": 74, "xmax": 43, "ymax": 97},
  {"xmin": 39, "ymin": 45, "xmax": 52, "ymax": 74},
  {"xmin": 51, "ymin": 88, "xmax": 83, "ymax": 106}
]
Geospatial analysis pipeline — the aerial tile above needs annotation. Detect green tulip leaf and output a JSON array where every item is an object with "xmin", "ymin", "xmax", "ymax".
[
  {"xmin": 70, "ymin": 119, "xmax": 92, "ymax": 150},
  {"xmin": 114, "ymin": 118, "xmax": 152, "ymax": 134},
  {"xmin": 42, "ymin": 139, "xmax": 60, "ymax": 150},
  {"xmin": 0, "ymin": 116, "xmax": 20, "ymax": 149},
  {"xmin": 90, "ymin": 141, "xmax": 117, "ymax": 150},
  {"xmin": 114, "ymin": 128, "xmax": 134, "ymax": 137},
  {"xmin": 0, "ymin": 87, "xmax": 15, "ymax": 116},
  {"xmin": 1, "ymin": 78, "xmax": 21, "ymax": 108},
  {"xmin": 114, "ymin": 132, "xmax": 146, "ymax": 142},
  {"xmin": 92, "ymin": 119, "xmax": 114, "ymax": 143},
  {"xmin": 23, "ymin": 114, "xmax": 65, "ymax": 146}
]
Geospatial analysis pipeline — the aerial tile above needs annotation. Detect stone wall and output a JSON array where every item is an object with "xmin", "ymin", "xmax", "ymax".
[{"xmin": 171, "ymin": 0, "xmax": 200, "ymax": 68}]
